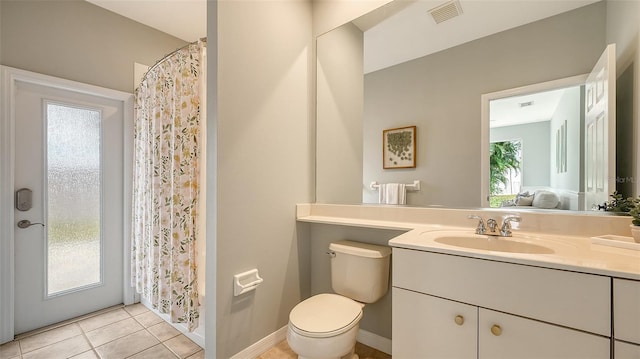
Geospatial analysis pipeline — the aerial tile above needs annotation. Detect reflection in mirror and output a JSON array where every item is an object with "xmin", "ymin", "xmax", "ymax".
[
  {"xmin": 487, "ymin": 83, "xmax": 584, "ymax": 210},
  {"xmin": 316, "ymin": 0, "xmax": 638, "ymax": 213}
]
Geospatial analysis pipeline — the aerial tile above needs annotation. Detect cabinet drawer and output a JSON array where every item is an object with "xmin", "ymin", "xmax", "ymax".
[
  {"xmin": 614, "ymin": 278, "xmax": 640, "ymax": 344},
  {"xmin": 393, "ymin": 248, "xmax": 611, "ymax": 336},
  {"xmin": 479, "ymin": 309, "xmax": 610, "ymax": 359}
]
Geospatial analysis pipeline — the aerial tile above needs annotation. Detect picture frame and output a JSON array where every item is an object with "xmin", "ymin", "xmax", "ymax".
[{"xmin": 383, "ymin": 125, "xmax": 416, "ymax": 169}]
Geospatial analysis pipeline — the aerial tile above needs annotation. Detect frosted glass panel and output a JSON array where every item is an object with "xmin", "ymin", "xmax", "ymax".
[{"xmin": 46, "ymin": 103, "xmax": 101, "ymax": 296}]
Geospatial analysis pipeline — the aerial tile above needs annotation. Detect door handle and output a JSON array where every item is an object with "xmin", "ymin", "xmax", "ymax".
[{"xmin": 17, "ymin": 220, "xmax": 45, "ymax": 229}]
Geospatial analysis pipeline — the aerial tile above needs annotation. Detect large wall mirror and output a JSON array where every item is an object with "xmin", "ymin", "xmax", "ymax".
[{"xmin": 316, "ymin": 0, "xmax": 637, "ymax": 213}]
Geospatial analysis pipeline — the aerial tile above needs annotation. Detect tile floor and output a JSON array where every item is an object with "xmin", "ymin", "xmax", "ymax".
[
  {"xmin": 1, "ymin": 305, "xmax": 392, "ymax": 359},
  {"xmin": 256, "ymin": 340, "xmax": 391, "ymax": 359},
  {"xmin": 0, "ymin": 304, "xmax": 203, "ymax": 359}
]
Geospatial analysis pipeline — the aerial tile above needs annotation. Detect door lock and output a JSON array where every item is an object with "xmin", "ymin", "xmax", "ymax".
[
  {"xmin": 17, "ymin": 220, "xmax": 45, "ymax": 229},
  {"xmin": 15, "ymin": 188, "xmax": 33, "ymax": 211}
]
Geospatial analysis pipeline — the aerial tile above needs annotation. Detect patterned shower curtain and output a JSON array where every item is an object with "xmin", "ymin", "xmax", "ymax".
[{"xmin": 131, "ymin": 40, "xmax": 205, "ymax": 331}]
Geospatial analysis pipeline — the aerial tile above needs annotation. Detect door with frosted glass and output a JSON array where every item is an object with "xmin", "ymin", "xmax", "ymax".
[{"xmin": 14, "ymin": 80, "xmax": 124, "ymax": 334}]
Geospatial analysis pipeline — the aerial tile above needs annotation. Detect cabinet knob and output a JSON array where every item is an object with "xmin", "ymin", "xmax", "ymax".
[
  {"xmin": 454, "ymin": 315, "xmax": 464, "ymax": 325},
  {"xmin": 491, "ymin": 324, "xmax": 502, "ymax": 336}
]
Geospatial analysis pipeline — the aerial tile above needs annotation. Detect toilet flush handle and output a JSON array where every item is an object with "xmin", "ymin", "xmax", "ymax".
[{"xmin": 326, "ymin": 250, "xmax": 336, "ymax": 258}]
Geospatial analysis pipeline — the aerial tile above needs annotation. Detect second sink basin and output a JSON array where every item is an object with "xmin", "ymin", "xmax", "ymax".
[{"xmin": 429, "ymin": 232, "xmax": 554, "ymax": 254}]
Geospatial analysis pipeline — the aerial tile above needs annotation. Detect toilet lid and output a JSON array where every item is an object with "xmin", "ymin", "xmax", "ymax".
[{"xmin": 289, "ymin": 293, "xmax": 363, "ymax": 338}]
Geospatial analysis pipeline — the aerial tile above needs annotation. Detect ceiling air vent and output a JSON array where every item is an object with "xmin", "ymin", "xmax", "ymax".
[
  {"xmin": 428, "ymin": 0, "xmax": 463, "ymax": 24},
  {"xmin": 519, "ymin": 101, "xmax": 534, "ymax": 108}
]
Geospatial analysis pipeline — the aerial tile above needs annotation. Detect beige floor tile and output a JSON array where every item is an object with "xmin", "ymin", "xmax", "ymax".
[
  {"xmin": 123, "ymin": 303, "xmax": 149, "ymax": 317},
  {"xmin": 22, "ymin": 335, "xmax": 91, "ymax": 359},
  {"xmin": 78, "ymin": 309, "xmax": 131, "ymax": 332},
  {"xmin": 259, "ymin": 340, "xmax": 390, "ymax": 359},
  {"xmin": 85, "ymin": 317, "xmax": 144, "ymax": 347},
  {"xmin": 19, "ymin": 323, "xmax": 83, "ymax": 353},
  {"xmin": 147, "ymin": 322, "xmax": 181, "ymax": 342},
  {"xmin": 0, "ymin": 341, "xmax": 21, "ymax": 359},
  {"xmin": 94, "ymin": 329, "xmax": 159, "ymax": 359},
  {"xmin": 134, "ymin": 311, "xmax": 164, "ymax": 328},
  {"xmin": 186, "ymin": 350, "xmax": 205, "ymax": 359},
  {"xmin": 128, "ymin": 344, "xmax": 178, "ymax": 359},
  {"xmin": 164, "ymin": 335, "xmax": 202, "ymax": 358},
  {"xmin": 69, "ymin": 349, "xmax": 99, "ymax": 359}
]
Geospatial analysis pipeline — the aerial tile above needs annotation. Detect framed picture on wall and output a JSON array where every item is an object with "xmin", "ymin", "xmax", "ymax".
[{"xmin": 383, "ymin": 126, "xmax": 416, "ymax": 169}]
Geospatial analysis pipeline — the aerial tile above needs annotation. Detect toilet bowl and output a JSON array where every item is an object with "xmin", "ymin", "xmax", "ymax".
[
  {"xmin": 287, "ymin": 294, "xmax": 363, "ymax": 359},
  {"xmin": 286, "ymin": 241, "xmax": 391, "ymax": 359}
]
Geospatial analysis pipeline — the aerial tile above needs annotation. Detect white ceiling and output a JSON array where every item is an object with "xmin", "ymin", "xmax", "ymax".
[
  {"xmin": 489, "ymin": 88, "xmax": 573, "ymax": 129},
  {"xmin": 361, "ymin": 0, "xmax": 601, "ymax": 73},
  {"xmin": 86, "ymin": 0, "xmax": 206, "ymax": 42}
]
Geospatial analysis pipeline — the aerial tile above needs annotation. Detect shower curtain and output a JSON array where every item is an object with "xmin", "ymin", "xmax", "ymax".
[{"xmin": 131, "ymin": 40, "xmax": 205, "ymax": 331}]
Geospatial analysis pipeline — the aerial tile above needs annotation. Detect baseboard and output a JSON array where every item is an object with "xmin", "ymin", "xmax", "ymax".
[
  {"xmin": 229, "ymin": 325, "xmax": 288, "ymax": 359},
  {"xmin": 357, "ymin": 329, "xmax": 392, "ymax": 355}
]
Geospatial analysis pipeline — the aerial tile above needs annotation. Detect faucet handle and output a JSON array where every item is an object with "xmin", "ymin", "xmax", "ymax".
[
  {"xmin": 467, "ymin": 215, "xmax": 486, "ymax": 234},
  {"xmin": 486, "ymin": 218, "xmax": 498, "ymax": 233},
  {"xmin": 500, "ymin": 215, "xmax": 521, "ymax": 237}
]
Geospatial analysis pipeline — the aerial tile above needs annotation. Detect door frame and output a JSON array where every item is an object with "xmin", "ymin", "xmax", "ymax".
[
  {"xmin": 480, "ymin": 74, "xmax": 589, "ymax": 208},
  {"xmin": 0, "ymin": 66, "xmax": 135, "ymax": 343}
]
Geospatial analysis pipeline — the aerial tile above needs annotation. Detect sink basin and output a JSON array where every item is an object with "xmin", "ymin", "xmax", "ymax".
[{"xmin": 431, "ymin": 233, "xmax": 554, "ymax": 254}]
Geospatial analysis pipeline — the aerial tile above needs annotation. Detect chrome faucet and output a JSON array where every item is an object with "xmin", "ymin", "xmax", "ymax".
[
  {"xmin": 500, "ymin": 215, "xmax": 521, "ymax": 237},
  {"xmin": 467, "ymin": 215, "xmax": 486, "ymax": 234},
  {"xmin": 468, "ymin": 214, "xmax": 521, "ymax": 237}
]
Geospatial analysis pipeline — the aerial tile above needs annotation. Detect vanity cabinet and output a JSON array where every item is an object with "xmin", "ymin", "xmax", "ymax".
[
  {"xmin": 478, "ymin": 308, "xmax": 609, "ymax": 358},
  {"xmin": 392, "ymin": 248, "xmax": 612, "ymax": 358},
  {"xmin": 393, "ymin": 287, "xmax": 477, "ymax": 358},
  {"xmin": 614, "ymin": 279, "xmax": 640, "ymax": 358}
]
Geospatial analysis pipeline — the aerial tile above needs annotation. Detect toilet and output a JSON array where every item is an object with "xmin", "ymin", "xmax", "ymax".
[{"xmin": 287, "ymin": 240, "xmax": 391, "ymax": 359}]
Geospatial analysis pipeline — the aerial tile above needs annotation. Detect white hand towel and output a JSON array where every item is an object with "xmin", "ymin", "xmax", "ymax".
[
  {"xmin": 378, "ymin": 183, "xmax": 387, "ymax": 204},
  {"xmin": 380, "ymin": 183, "xmax": 406, "ymax": 205}
]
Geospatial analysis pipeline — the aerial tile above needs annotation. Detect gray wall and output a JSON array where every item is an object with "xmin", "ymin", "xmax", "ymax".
[
  {"xmin": 549, "ymin": 86, "xmax": 583, "ymax": 192},
  {"xmin": 606, "ymin": 0, "xmax": 640, "ymax": 197},
  {"xmin": 214, "ymin": 1, "xmax": 314, "ymax": 357},
  {"xmin": 0, "ymin": 0, "xmax": 186, "ymax": 93},
  {"xmin": 490, "ymin": 121, "xmax": 551, "ymax": 190},
  {"xmin": 361, "ymin": 2, "xmax": 606, "ymax": 207}
]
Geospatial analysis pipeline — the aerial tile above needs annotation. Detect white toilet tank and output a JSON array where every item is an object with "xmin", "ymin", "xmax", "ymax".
[{"xmin": 329, "ymin": 240, "xmax": 392, "ymax": 303}]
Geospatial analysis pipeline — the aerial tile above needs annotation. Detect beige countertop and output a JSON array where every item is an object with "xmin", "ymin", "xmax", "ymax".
[{"xmin": 297, "ymin": 204, "xmax": 640, "ymax": 280}]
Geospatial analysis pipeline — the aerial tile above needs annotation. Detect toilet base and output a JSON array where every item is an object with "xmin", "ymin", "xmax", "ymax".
[{"xmin": 287, "ymin": 322, "xmax": 360, "ymax": 359}]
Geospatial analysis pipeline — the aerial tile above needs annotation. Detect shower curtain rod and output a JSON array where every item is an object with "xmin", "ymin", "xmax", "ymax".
[{"xmin": 140, "ymin": 37, "xmax": 207, "ymax": 85}]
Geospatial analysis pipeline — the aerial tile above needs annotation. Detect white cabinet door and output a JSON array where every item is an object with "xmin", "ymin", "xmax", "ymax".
[
  {"xmin": 393, "ymin": 287, "xmax": 477, "ymax": 359},
  {"xmin": 614, "ymin": 279, "xmax": 640, "ymax": 345},
  {"xmin": 479, "ymin": 309, "xmax": 610, "ymax": 359}
]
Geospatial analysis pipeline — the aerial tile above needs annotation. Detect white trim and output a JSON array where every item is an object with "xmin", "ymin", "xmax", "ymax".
[
  {"xmin": 480, "ymin": 74, "xmax": 589, "ymax": 207},
  {"xmin": 122, "ymin": 94, "xmax": 136, "ymax": 305},
  {"xmin": 0, "ymin": 66, "xmax": 133, "ymax": 344},
  {"xmin": 0, "ymin": 67, "xmax": 17, "ymax": 344},
  {"xmin": 356, "ymin": 329, "xmax": 392, "ymax": 355},
  {"xmin": 229, "ymin": 326, "xmax": 288, "ymax": 359}
]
